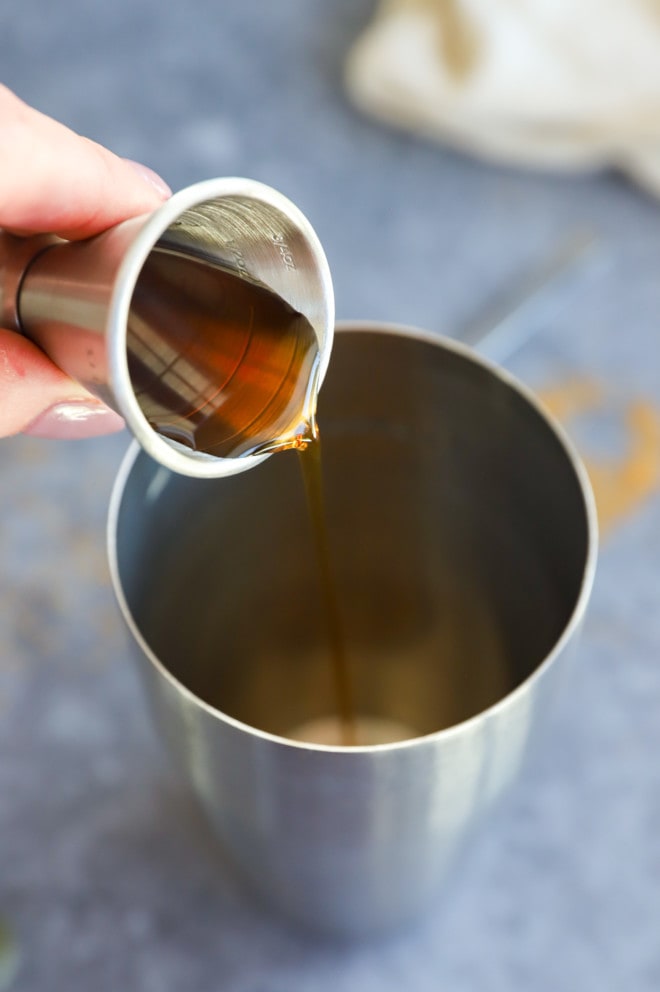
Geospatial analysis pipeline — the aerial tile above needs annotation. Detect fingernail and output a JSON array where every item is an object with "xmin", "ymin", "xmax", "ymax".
[
  {"xmin": 25, "ymin": 401, "xmax": 126, "ymax": 439},
  {"xmin": 125, "ymin": 159, "xmax": 172, "ymax": 199}
]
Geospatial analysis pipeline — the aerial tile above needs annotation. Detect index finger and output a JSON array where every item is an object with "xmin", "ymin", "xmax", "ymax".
[{"xmin": 0, "ymin": 84, "xmax": 171, "ymax": 240}]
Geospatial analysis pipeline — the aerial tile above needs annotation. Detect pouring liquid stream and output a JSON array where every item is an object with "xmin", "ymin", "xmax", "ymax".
[{"xmin": 296, "ymin": 435, "xmax": 357, "ymax": 747}]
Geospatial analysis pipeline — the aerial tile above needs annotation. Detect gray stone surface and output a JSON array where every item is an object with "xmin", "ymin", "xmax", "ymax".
[{"xmin": 1, "ymin": 1, "xmax": 660, "ymax": 988}]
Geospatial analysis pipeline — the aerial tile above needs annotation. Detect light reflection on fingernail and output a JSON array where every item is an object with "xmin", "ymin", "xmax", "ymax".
[{"xmin": 25, "ymin": 401, "xmax": 126, "ymax": 439}]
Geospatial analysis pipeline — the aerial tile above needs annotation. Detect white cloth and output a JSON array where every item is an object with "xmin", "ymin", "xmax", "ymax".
[{"xmin": 345, "ymin": 0, "xmax": 660, "ymax": 196}]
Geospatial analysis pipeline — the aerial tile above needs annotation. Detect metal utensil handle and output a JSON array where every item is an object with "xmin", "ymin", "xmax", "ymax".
[{"xmin": 460, "ymin": 231, "xmax": 603, "ymax": 363}]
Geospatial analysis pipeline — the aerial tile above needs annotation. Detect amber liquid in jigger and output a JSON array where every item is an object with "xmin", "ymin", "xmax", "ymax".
[{"xmin": 127, "ymin": 247, "xmax": 357, "ymax": 745}]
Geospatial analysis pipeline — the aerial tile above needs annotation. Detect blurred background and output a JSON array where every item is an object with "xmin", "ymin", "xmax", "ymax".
[{"xmin": 1, "ymin": 0, "xmax": 659, "ymax": 989}]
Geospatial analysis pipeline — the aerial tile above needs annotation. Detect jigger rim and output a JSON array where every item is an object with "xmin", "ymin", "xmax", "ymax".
[
  {"xmin": 108, "ymin": 176, "xmax": 335, "ymax": 479},
  {"xmin": 108, "ymin": 320, "xmax": 598, "ymax": 754}
]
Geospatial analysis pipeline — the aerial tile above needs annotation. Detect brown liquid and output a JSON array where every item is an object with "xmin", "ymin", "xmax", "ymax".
[
  {"xmin": 128, "ymin": 247, "xmax": 320, "ymax": 458},
  {"xmin": 297, "ymin": 439, "xmax": 357, "ymax": 746},
  {"xmin": 129, "ymin": 247, "xmax": 356, "ymax": 744}
]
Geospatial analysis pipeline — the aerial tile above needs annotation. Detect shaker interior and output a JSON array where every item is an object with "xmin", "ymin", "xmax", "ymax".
[{"xmin": 116, "ymin": 329, "xmax": 591, "ymax": 740}]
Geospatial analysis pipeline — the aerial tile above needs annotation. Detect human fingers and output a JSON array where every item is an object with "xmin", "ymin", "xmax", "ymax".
[
  {"xmin": 0, "ymin": 327, "xmax": 125, "ymax": 439},
  {"xmin": 0, "ymin": 84, "xmax": 170, "ymax": 241}
]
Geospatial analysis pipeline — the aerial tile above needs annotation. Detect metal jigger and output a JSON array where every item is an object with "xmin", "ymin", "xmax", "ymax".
[{"xmin": 0, "ymin": 178, "xmax": 334, "ymax": 478}]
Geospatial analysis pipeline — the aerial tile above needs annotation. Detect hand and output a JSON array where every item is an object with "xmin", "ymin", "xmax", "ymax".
[{"xmin": 0, "ymin": 84, "xmax": 171, "ymax": 439}]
